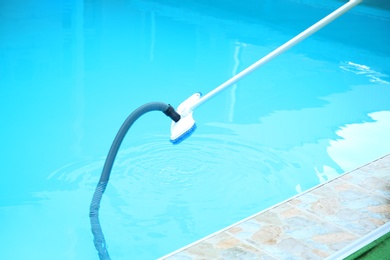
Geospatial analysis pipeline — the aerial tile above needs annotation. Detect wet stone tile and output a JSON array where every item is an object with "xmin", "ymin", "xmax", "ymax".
[
  {"xmin": 165, "ymin": 232, "xmax": 276, "ymax": 260},
  {"xmin": 227, "ymin": 203, "xmax": 356, "ymax": 259},
  {"xmin": 311, "ymin": 232, "xmax": 356, "ymax": 251},
  {"xmin": 341, "ymin": 169, "xmax": 390, "ymax": 199},
  {"xmin": 290, "ymin": 178, "xmax": 390, "ymax": 236}
]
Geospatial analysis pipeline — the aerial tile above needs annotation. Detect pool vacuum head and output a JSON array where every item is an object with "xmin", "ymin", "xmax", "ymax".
[{"xmin": 170, "ymin": 93, "xmax": 201, "ymax": 144}]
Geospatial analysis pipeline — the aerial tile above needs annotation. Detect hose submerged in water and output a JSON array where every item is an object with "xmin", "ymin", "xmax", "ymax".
[{"xmin": 89, "ymin": 102, "xmax": 180, "ymax": 260}]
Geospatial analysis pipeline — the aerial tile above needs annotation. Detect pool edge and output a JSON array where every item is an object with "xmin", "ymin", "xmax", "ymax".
[{"xmin": 159, "ymin": 153, "xmax": 390, "ymax": 259}]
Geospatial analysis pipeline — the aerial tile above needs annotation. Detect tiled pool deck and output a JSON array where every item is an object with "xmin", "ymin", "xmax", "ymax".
[{"xmin": 160, "ymin": 154, "xmax": 390, "ymax": 259}]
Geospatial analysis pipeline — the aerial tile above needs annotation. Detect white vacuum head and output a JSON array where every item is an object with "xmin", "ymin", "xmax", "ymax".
[{"xmin": 170, "ymin": 93, "xmax": 201, "ymax": 144}]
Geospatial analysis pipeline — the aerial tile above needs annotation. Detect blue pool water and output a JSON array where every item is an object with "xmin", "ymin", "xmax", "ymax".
[{"xmin": 1, "ymin": 0, "xmax": 390, "ymax": 259}]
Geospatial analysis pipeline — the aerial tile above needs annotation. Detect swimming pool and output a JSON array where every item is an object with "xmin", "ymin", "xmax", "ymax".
[{"xmin": 1, "ymin": 0, "xmax": 389, "ymax": 259}]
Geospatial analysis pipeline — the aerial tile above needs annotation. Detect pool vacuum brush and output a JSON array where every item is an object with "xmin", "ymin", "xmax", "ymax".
[
  {"xmin": 169, "ymin": 92, "xmax": 200, "ymax": 144},
  {"xmin": 90, "ymin": 1, "xmax": 362, "ymax": 259},
  {"xmin": 169, "ymin": 0, "xmax": 362, "ymax": 144}
]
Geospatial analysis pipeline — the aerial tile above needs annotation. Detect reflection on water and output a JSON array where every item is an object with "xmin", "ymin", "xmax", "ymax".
[
  {"xmin": 228, "ymin": 41, "xmax": 246, "ymax": 122},
  {"xmin": 328, "ymin": 111, "xmax": 390, "ymax": 170},
  {"xmin": 340, "ymin": 61, "xmax": 390, "ymax": 84}
]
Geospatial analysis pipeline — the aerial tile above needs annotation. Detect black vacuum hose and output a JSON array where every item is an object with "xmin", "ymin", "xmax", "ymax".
[{"xmin": 89, "ymin": 102, "xmax": 180, "ymax": 259}]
